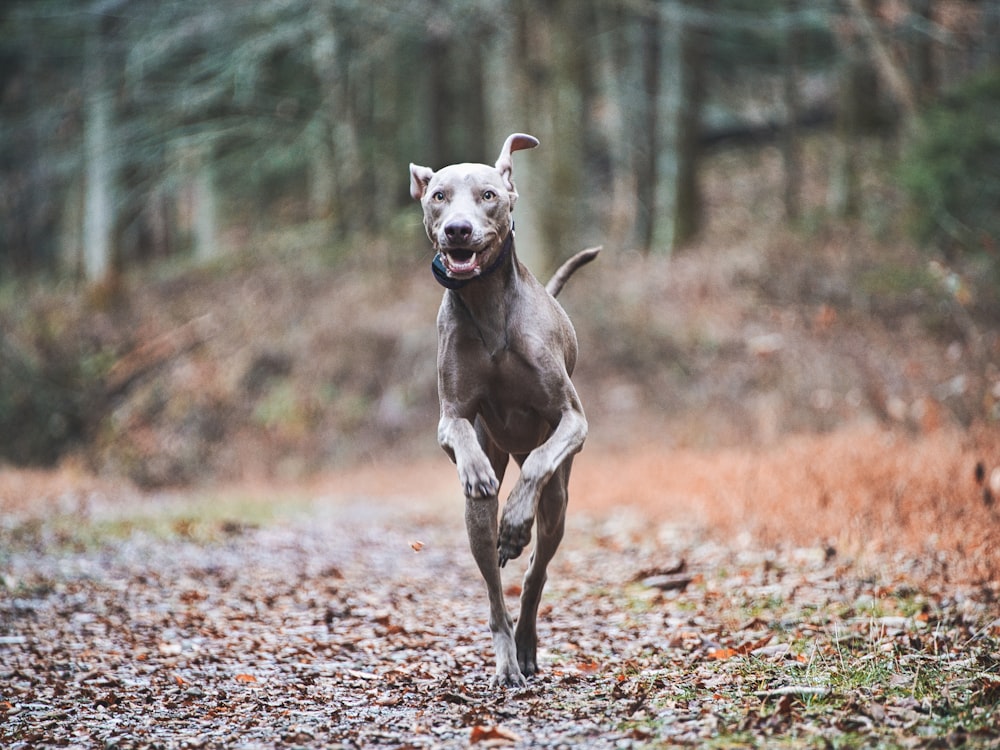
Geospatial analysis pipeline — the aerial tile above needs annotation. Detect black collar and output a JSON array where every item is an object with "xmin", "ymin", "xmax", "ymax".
[{"xmin": 431, "ymin": 226, "xmax": 514, "ymax": 290}]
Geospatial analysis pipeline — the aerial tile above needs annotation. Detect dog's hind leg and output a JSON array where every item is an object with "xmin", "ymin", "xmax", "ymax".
[{"xmin": 513, "ymin": 458, "xmax": 571, "ymax": 677}]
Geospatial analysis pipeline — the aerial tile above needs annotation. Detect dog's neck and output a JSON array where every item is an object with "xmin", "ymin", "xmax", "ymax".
[{"xmin": 442, "ymin": 233, "xmax": 523, "ymax": 357}]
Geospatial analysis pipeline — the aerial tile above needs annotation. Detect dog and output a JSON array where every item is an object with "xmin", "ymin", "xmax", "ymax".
[{"xmin": 410, "ymin": 133, "xmax": 598, "ymax": 687}]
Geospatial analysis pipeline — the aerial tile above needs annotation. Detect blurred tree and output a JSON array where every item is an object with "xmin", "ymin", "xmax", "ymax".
[
  {"xmin": 828, "ymin": 0, "xmax": 889, "ymax": 218},
  {"xmin": 422, "ymin": 0, "xmax": 491, "ymax": 171},
  {"xmin": 828, "ymin": 40, "xmax": 872, "ymax": 217},
  {"xmin": 844, "ymin": 0, "xmax": 918, "ymax": 124},
  {"xmin": 1, "ymin": 0, "xmax": 997, "ymax": 280},
  {"xmin": 780, "ymin": 0, "xmax": 803, "ymax": 222},
  {"xmin": 899, "ymin": 69, "xmax": 1000, "ymax": 271},
  {"xmin": 0, "ymin": 1, "xmax": 87, "ymax": 276},
  {"xmin": 670, "ymin": 0, "xmax": 711, "ymax": 250},
  {"xmin": 82, "ymin": 8, "xmax": 118, "ymax": 283},
  {"xmin": 634, "ymin": 0, "xmax": 662, "ymax": 254},
  {"xmin": 910, "ymin": 0, "xmax": 936, "ymax": 104},
  {"xmin": 512, "ymin": 0, "xmax": 606, "ymax": 269}
]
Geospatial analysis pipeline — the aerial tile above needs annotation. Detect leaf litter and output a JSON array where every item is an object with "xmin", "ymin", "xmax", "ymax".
[{"xmin": 1, "ymin": 471, "xmax": 998, "ymax": 749}]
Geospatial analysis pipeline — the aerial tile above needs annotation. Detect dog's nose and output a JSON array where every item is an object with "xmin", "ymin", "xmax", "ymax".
[{"xmin": 444, "ymin": 220, "xmax": 473, "ymax": 245}]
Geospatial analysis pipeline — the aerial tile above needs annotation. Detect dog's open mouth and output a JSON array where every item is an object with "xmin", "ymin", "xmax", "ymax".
[{"xmin": 442, "ymin": 249, "xmax": 480, "ymax": 276}]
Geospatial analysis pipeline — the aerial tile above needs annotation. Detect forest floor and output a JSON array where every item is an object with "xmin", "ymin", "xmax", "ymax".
[{"xmin": 2, "ymin": 430, "xmax": 999, "ymax": 749}]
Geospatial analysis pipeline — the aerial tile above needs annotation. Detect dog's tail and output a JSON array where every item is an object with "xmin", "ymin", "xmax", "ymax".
[{"xmin": 546, "ymin": 247, "xmax": 601, "ymax": 298}]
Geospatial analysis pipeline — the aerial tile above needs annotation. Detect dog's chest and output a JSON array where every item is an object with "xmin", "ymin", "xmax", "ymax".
[
  {"xmin": 438, "ymin": 292, "xmax": 569, "ymax": 449},
  {"xmin": 480, "ymin": 395, "xmax": 551, "ymax": 454},
  {"xmin": 477, "ymin": 349, "xmax": 556, "ymax": 447}
]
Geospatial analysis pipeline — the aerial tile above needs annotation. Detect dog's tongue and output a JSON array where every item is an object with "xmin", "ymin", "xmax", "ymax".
[{"xmin": 445, "ymin": 250, "xmax": 478, "ymax": 275}]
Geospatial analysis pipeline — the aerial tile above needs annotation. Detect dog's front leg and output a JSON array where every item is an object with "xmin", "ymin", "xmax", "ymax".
[
  {"xmin": 438, "ymin": 414, "xmax": 500, "ymax": 499},
  {"xmin": 440, "ymin": 413, "xmax": 524, "ymax": 686},
  {"xmin": 498, "ymin": 402, "xmax": 587, "ymax": 567},
  {"xmin": 465, "ymin": 492, "xmax": 526, "ymax": 687}
]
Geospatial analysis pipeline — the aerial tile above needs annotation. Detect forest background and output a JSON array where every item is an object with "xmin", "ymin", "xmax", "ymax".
[{"xmin": 0, "ymin": 0, "xmax": 999, "ymax": 562}]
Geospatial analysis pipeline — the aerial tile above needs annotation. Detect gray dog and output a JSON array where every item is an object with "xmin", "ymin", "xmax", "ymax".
[{"xmin": 409, "ymin": 133, "xmax": 597, "ymax": 687}]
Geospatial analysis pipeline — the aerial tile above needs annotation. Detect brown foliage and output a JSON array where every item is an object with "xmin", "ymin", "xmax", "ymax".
[{"xmin": 571, "ymin": 424, "xmax": 1000, "ymax": 584}]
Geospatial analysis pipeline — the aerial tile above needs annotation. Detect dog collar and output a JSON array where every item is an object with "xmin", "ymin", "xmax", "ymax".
[{"xmin": 431, "ymin": 226, "xmax": 514, "ymax": 290}]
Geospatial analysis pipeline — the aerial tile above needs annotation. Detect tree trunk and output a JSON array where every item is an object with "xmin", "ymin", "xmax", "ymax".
[
  {"xmin": 83, "ymin": 26, "xmax": 115, "ymax": 284},
  {"xmin": 670, "ymin": 0, "xmax": 709, "ymax": 250},
  {"xmin": 307, "ymin": 117, "xmax": 335, "ymax": 221},
  {"xmin": 308, "ymin": 4, "xmax": 337, "ymax": 221},
  {"xmin": 357, "ymin": 75, "xmax": 379, "ymax": 234},
  {"xmin": 417, "ymin": 4, "xmax": 490, "ymax": 170},
  {"xmin": 780, "ymin": 0, "xmax": 803, "ymax": 222},
  {"xmin": 425, "ymin": 17, "xmax": 452, "ymax": 169},
  {"xmin": 634, "ymin": 2, "xmax": 661, "ymax": 254},
  {"xmin": 576, "ymin": 1, "xmax": 612, "ymax": 243},
  {"xmin": 192, "ymin": 156, "xmax": 218, "ymax": 263},
  {"xmin": 844, "ymin": 0, "xmax": 918, "ymax": 123},
  {"xmin": 981, "ymin": 2, "xmax": 1000, "ymax": 68},
  {"xmin": 510, "ymin": 0, "xmax": 562, "ymax": 271},
  {"xmin": 910, "ymin": 0, "xmax": 936, "ymax": 104},
  {"xmin": 463, "ymin": 31, "xmax": 488, "ymax": 168},
  {"xmin": 828, "ymin": 4, "xmax": 883, "ymax": 219},
  {"xmin": 828, "ymin": 53, "xmax": 863, "ymax": 218}
]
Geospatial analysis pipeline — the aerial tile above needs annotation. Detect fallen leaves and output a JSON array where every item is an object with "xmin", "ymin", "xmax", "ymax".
[
  {"xmin": 0, "ymin": 491, "xmax": 997, "ymax": 748},
  {"xmin": 634, "ymin": 559, "xmax": 696, "ymax": 594},
  {"xmin": 708, "ymin": 634, "xmax": 774, "ymax": 660},
  {"xmin": 754, "ymin": 685, "xmax": 830, "ymax": 699},
  {"xmin": 469, "ymin": 724, "xmax": 521, "ymax": 744},
  {"xmin": 641, "ymin": 572, "xmax": 694, "ymax": 592}
]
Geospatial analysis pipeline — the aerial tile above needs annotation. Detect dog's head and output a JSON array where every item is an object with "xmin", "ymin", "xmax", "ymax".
[{"xmin": 410, "ymin": 133, "xmax": 538, "ymax": 280}]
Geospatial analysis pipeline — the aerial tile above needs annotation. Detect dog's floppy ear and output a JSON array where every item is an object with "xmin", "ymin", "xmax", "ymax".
[
  {"xmin": 409, "ymin": 163, "xmax": 435, "ymax": 200},
  {"xmin": 494, "ymin": 133, "xmax": 539, "ymax": 194}
]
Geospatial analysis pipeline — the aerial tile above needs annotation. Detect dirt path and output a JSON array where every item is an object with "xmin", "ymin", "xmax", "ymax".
[{"xmin": 1, "ymin": 454, "xmax": 998, "ymax": 748}]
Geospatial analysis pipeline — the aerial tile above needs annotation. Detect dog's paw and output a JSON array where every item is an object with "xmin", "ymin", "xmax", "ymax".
[
  {"xmin": 497, "ymin": 489, "xmax": 534, "ymax": 567},
  {"xmin": 518, "ymin": 651, "xmax": 538, "ymax": 678},
  {"xmin": 497, "ymin": 518, "xmax": 532, "ymax": 568},
  {"xmin": 489, "ymin": 663, "xmax": 528, "ymax": 689},
  {"xmin": 515, "ymin": 628, "xmax": 538, "ymax": 677},
  {"xmin": 457, "ymin": 459, "xmax": 499, "ymax": 499}
]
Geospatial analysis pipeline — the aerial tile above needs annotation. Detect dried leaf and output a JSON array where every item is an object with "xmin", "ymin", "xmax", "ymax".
[
  {"xmin": 409, "ymin": 540, "xmax": 424, "ymax": 552},
  {"xmin": 575, "ymin": 659, "xmax": 601, "ymax": 674},
  {"xmin": 710, "ymin": 634, "xmax": 775, "ymax": 660},
  {"xmin": 974, "ymin": 677, "xmax": 1000, "ymax": 704},
  {"xmin": 751, "ymin": 643, "xmax": 791, "ymax": 659},
  {"xmin": 775, "ymin": 693, "xmax": 797, "ymax": 715},
  {"xmin": 632, "ymin": 559, "xmax": 687, "ymax": 581},
  {"xmin": 708, "ymin": 647, "xmax": 738, "ymax": 660},
  {"xmin": 179, "ymin": 589, "xmax": 207, "ymax": 604},
  {"xmin": 755, "ymin": 686, "xmax": 830, "ymax": 699},
  {"xmin": 642, "ymin": 573, "xmax": 693, "ymax": 591},
  {"xmin": 470, "ymin": 725, "xmax": 521, "ymax": 744},
  {"xmin": 736, "ymin": 634, "xmax": 773, "ymax": 656},
  {"xmin": 346, "ymin": 669, "xmax": 378, "ymax": 681}
]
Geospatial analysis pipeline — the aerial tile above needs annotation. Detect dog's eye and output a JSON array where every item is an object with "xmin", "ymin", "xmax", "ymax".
[
  {"xmin": 432, "ymin": 191, "xmax": 446, "ymax": 202},
  {"xmin": 482, "ymin": 190, "xmax": 496, "ymax": 201}
]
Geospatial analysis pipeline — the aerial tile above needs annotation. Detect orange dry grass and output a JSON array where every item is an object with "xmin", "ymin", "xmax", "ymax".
[
  {"xmin": 570, "ymin": 425, "xmax": 1000, "ymax": 583},
  {"xmin": 2, "ymin": 425, "xmax": 997, "ymax": 584},
  {"xmin": 0, "ymin": 462, "xmax": 121, "ymax": 517}
]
